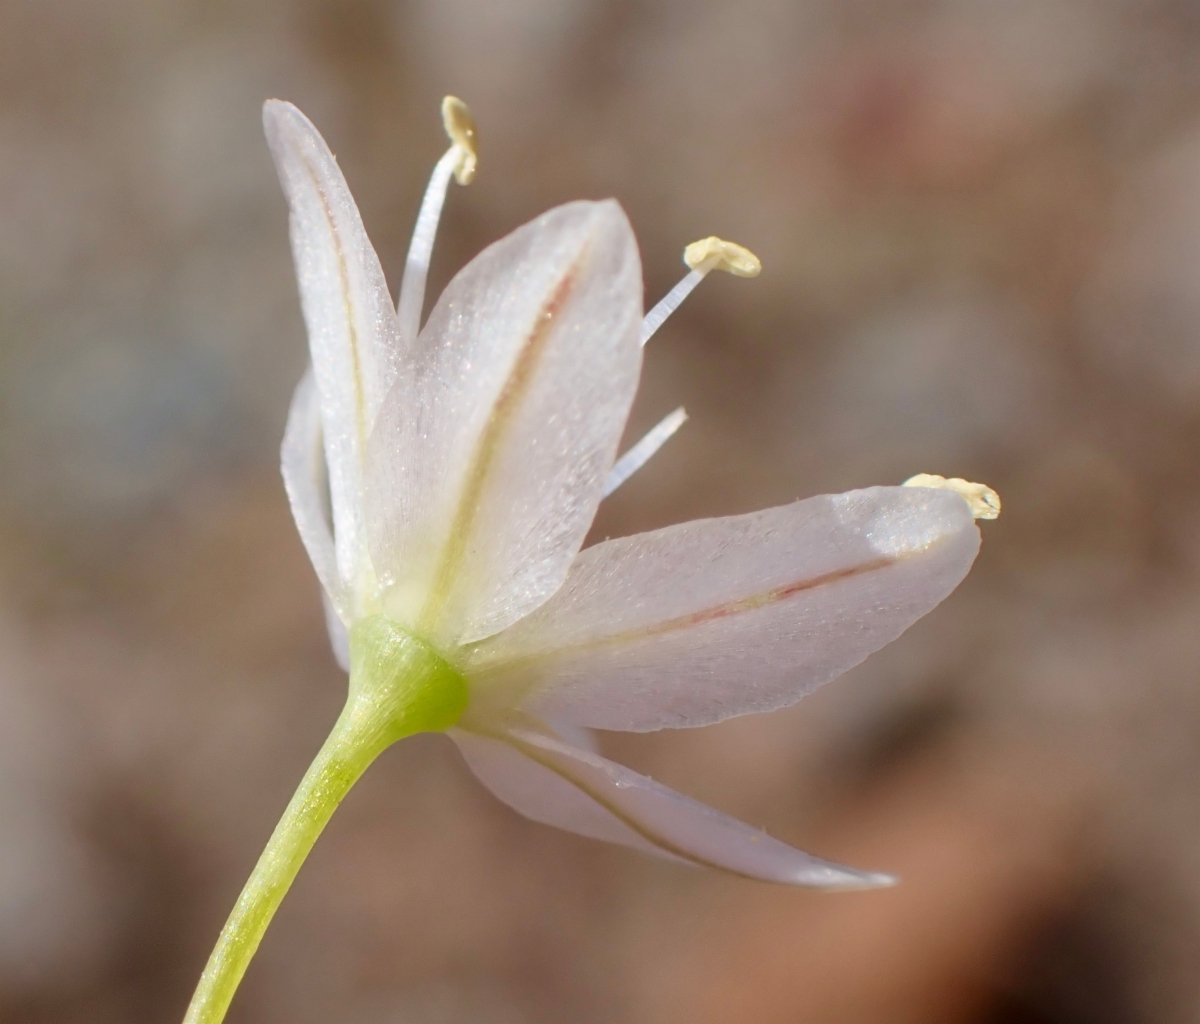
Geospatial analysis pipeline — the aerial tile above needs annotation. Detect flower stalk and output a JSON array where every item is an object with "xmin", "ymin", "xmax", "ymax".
[{"xmin": 183, "ymin": 621, "xmax": 467, "ymax": 1024}]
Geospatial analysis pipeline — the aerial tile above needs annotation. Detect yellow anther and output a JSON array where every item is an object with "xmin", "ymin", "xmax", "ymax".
[
  {"xmin": 441, "ymin": 95, "xmax": 477, "ymax": 185},
  {"xmin": 903, "ymin": 474, "xmax": 1001, "ymax": 520},
  {"xmin": 683, "ymin": 237, "xmax": 762, "ymax": 277}
]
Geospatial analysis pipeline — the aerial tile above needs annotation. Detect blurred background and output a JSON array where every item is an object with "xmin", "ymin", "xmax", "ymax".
[{"xmin": 4, "ymin": 1, "xmax": 1200, "ymax": 1021}]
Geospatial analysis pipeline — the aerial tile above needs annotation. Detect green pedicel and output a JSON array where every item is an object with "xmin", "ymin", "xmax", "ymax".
[{"xmin": 182, "ymin": 617, "xmax": 466, "ymax": 1024}]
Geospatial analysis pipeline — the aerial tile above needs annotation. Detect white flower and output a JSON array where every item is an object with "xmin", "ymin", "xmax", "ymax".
[{"xmin": 264, "ymin": 97, "xmax": 998, "ymax": 889}]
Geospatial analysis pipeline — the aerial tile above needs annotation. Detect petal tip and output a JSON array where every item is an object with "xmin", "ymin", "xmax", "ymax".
[
  {"xmin": 584, "ymin": 197, "xmax": 632, "ymax": 228},
  {"xmin": 262, "ymin": 100, "xmax": 324, "ymax": 175},
  {"xmin": 529, "ymin": 199, "xmax": 633, "ymax": 247},
  {"xmin": 262, "ymin": 98, "xmax": 304, "ymax": 136},
  {"xmin": 802, "ymin": 865, "xmax": 897, "ymax": 891},
  {"xmin": 834, "ymin": 485, "xmax": 979, "ymax": 560},
  {"xmin": 849, "ymin": 870, "xmax": 899, "ymax": 890}
]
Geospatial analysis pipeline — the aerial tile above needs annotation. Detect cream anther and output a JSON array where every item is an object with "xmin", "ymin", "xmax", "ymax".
[
  {"xmin": 903, "ymin": 474, "xmax": 1001, "ymax": 520},
  {"xmin": 642, "ymin": 238, "xmax": 760, "ymax": 345},
  {"xmin": 441, "ymin": 96, "xmax": 478, "ymax": 185},
  {"xmin": 683, "ymin": 237, "xmax": 761, "ymax": 278}
]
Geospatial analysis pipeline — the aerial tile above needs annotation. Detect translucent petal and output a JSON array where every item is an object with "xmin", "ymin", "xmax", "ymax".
[
  {"xmin": 365, "ymin": 201, "xmax": 643, "ymax": 646},
  {"xmin": 465, "ymin": 486, "xmax": 980, "ymax": 731},
  {"xmin": 279, "ymin": 369, "xmax": 343, "ymax": 611},
  {"xmin": 264, "ymin": 100, "xmax": 406, "ymax": 595},
  {"xmin": 542, "ymin": 718, "xmax": 599, "ymax": 754},
  {"xmin": 450, "ymin": 723, "xmax": 890, "ymax": 888},
  {"xmin": 322, "ymin": 590, "xmax": 351, "ymax": 673}
]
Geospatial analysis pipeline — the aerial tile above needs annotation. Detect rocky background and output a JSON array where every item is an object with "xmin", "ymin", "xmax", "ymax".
[{"xmin": 4, "ymin": 1, "xmax": 1200, "ymax": 1021}]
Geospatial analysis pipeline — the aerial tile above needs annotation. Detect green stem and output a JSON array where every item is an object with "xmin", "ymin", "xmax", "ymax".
[
  {"xmin": 182, "ymin": 701, "xmax": 386, "ymax": 1024},
  {"xmin": 182, "ymin": 616, "xmax": 468, "ymax": 1024}
]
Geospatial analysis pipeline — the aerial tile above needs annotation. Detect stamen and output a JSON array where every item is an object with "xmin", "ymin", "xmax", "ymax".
[
  {"xmin": 902, "ymin": 474, "xmax": 1001, "ymax": 520},
  {"xmin": 396, "ymin": 96, "xmax": 478, "ymax": 342},
  {"xmin": 603, "ymin": 407, "xmax": 688, "ymax": 498},
  {"xmin": 641, "ymin": 236, "xmax": 761, "ymax": 346},
  {"xmin": 641, "ymin": 270, "xmax": 705, "ymax": 345}
]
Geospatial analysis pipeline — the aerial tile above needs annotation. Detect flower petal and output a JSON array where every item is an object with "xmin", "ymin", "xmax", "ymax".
[
  {"xmin": 281, "ymin": 369, "xmax": 353, "ymax": 670},
  {"xmin": 365, "ymin": 201, "xmax": 642, "ymax": 646},
  {"xmin": 280, "ymin": 369, "xmax": 342, "ymax": 608},
  {"xmin": 465, "ymin": 486, "xmax": 980, "ymax": 731},
  {"xmin": 542, "ymin": 718, "xmax": 600, "ymax": 754},
  {"xmin": 450, "ymin": 723, "xmax": 890, "ymax": 888},
  {"xmin": 322, "ymin": 591, "xmax": 351, "ymax": 673},
  {"xmin": 264, "ymin": 100, "xmax": 405, "ymax": 597}
]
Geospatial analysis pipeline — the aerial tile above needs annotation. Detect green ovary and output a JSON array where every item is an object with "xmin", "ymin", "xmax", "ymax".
[
  {"xmin": 348, "ymin": 615, "xmax": 468, "ymax": 743},
  {"xmin": 182, "ymin": 616, "xmax": 466, "ymax": 1024}
]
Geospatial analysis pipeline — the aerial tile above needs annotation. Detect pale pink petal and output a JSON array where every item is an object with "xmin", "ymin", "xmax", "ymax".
[
  {"xmin": 279, "ymin": 370, "xmax": 342, "ymax": 610},
  {"xmin": 264, "ymin": 100, "xmax": 407, "ymax": 595},
  {"xmin": 451, "ymin": 724, "xmax": 890, "ymax": 888},
  {"xmin": 365, "ymin": 201, "xmax": 642, "ymax": 646},
  {"xmin": 322, "ymin": 591, "xmax": 351, "ymax": 673},
  {"xmin": 542, "ymin": 718, "xmax": 599, "ymax": 754},
  {"xmin": 465, "ymin": 486, "xmax": 980, "ymax": 731}
]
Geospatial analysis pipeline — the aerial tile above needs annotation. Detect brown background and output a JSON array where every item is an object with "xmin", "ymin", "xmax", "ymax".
[{"xmin": 3, "ymin": 1, "xmax": 1200, "ymax": 1022}]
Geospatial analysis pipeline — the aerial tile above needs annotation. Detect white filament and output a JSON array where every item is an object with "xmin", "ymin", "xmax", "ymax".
[
  {"xmin": 396, "ymin": 146, "xmax": 461, "ymax": 342},
  {"xmin": 602, "ymin": 407, "xmax": 688, "ymax": 498},
  {"xmin": 640, "ymin": 269, "xmax": 706, "ymax": 346}
]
